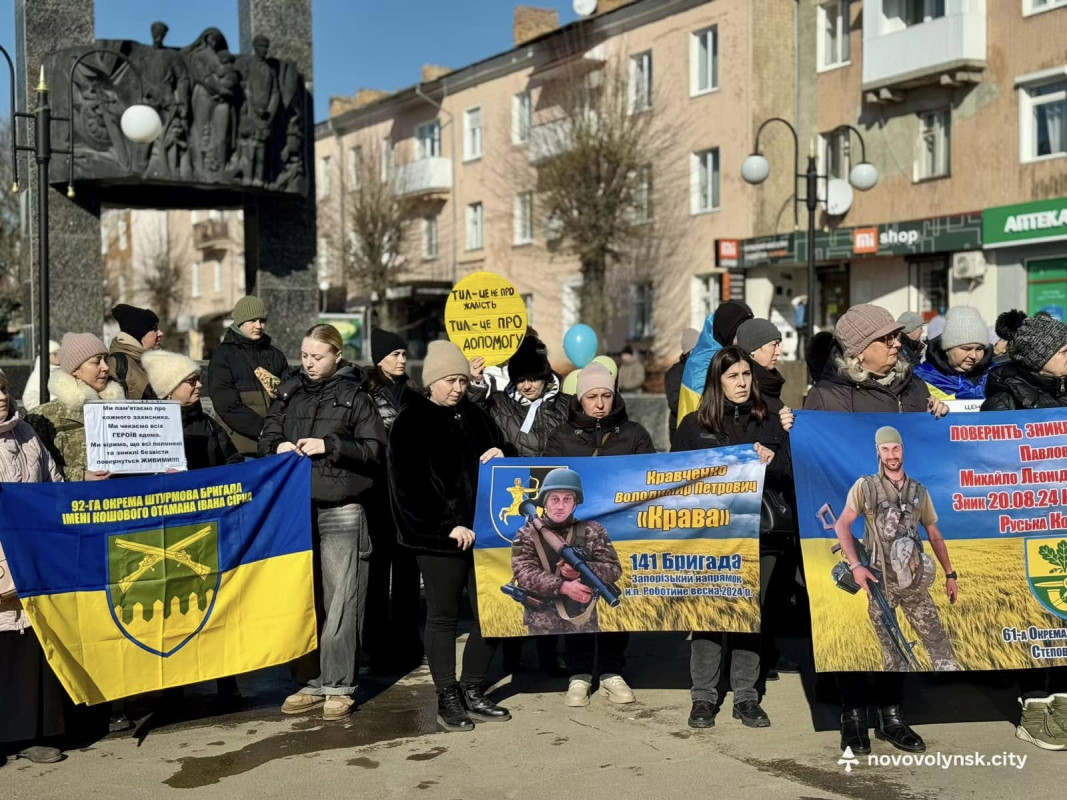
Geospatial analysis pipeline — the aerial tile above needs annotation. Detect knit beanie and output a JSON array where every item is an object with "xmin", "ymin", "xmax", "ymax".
[
  {"xmin": 736, "ymin": 319, "xmax": 782, "ymax": 355},
  {"xmin": 142, "ymin": 350, "xmax": 200, "ymax": 399},
  {"xmin": 232, "ymin": 295, "xmax": 267, "ymax": 327},
  {"xmin": 111, "ymin": 304, "xmax": 159, "ymax": 342},
  {"xmin": 940, "ymin": 306, "xmax": 989, "ymax": 350},
  {"xmin": 58, "ymin": 332, "xmax": 107, "ymax": 375},
  {"xmin": 896, "ymin": 311, "xmax": 924, "ymax": 335},
  {"xmin": 1005, "ymin": 314, "xmax": 1067, "ymax": 373},
  {"xmin": 680, "ymin": 327, "xmax": 700, "ymax": 354},
  {"xmin": 371, "ymin": 328, "xmax": 406, "ymax": 365},
  {"xmin": 507, "ymin": 336, "xmax": 552, "ymax": 382},
  {"xmin": 712, "ymin": 300, "xmax": 754, "ymax": 347},
  {"xmin": 577, "ymin": 362, "xmax": 615, "ymax": 398},
  {"xmin": 834, "ymin": 304, "xmax": 903, "ymax": 358},
  {"xmin": 422, "ymin": 340, "xmax": 470, "ymax": 387}
]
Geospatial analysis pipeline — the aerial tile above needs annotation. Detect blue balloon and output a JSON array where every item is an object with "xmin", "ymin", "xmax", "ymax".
[{"xmin": 563, "ymin": 324, "xmax": 598, "ymax": 368}]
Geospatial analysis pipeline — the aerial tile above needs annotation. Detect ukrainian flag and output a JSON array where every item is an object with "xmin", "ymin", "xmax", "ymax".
[
  {"xmin": 677, "ymin": 313, "xmax": 721, "ymax": 426},
  {"xmin": 0, "ymin": 454, "xmax": 316, "ymax": 705}
]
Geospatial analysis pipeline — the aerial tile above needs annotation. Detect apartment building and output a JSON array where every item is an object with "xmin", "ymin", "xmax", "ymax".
[
  {"xmin": 316, "ymin": 0, "xmax": 799, "ymax": 365},
  {"xmin": 727, "ymin": 0, "xmax": 1067, "ymax": 332}
]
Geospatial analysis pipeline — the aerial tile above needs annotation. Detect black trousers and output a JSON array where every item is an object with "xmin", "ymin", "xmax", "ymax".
[
  {"xmin": 416, "ymin": 551, "xmax": 497, "ymax": 689},
  {"xmin": 565, "ymin": 632, "xmax": 629, "ymax": 677},
  {"xmin": 365, "ymin": 516, "xmax": 423, "ymax": 667},
  {"xmin": 1016, "ymin": 666, "xmax": 1067, "ymax": 699},
  {"xmin": 835, "ymin": 672, "xmax": 905, "ymax": 711}
]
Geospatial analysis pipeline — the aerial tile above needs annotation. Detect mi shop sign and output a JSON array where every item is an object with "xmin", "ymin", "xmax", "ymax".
[{"xmin": 853, "ymin": 226, "xmax": 921, "ymax": 256}]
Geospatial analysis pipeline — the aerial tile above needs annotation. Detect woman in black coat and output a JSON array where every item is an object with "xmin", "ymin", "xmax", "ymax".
[
  {"xmin": 388, "ymin": 340, "xmax": 515, "ymax": 733},
  {"xmin": 259, "ymin": 324, "xmax": 387, "ymax": 723},
  {"xmin": 543, "ymin": 361, "xmax": 655, "ymax": 708},
  {"xmin": 673, "ymin": 347, "xmax": 794, "ymax": 730}
]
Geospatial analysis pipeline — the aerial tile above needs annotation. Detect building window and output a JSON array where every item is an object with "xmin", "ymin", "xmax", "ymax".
[
  {"xmin": 513, "ymin": 91, "xmax": 531, "ymax": 145},
  {"xmin": 464, "ymin": 107, "xmax": 483, "ymax": 161},
  {"xmin": 880, "ymin": 0, "xmax": 944, "ymax": 33},
  {"xmin": 915, "ymin": 108, "xmax": 950, "ymax": 180},
  {"xmin": 191, "ymin": 262, "xmax": 201, "ymax": 298},
  {"xmin": 380, "ymin": 136, "xmax": 393, "ymax": 182},
  {"xmin": 213, "ymin": 260, "xmax": 223, "ymax": 293},
  {"xmin": 691, "ymin": 275, "xmax": 719, "ymax": 330},
  {"xmin": 820, "ymin": 128, "xmax": 851, "ymax": 180},
  {"xmin": 817, "ymin": 1, "xmax": 850, "ymax": 70},
  {"xmin": 628, "ymin": 282, "xmax": 655, "ymax": 340},
  {"xmin": 521, "ymin": 292, "xmax": 534, "ymax": 326},
  {"xmin": 416, "ymin": 121, "xmax": 441, "ymax": 159},
  {"xmin": 208, "ymin": 209, "xmax": 223, "ymax": 222},
  {"xmin": 690, "ymin": 26, "xmax": 718, "ymax": 96},
  {"xmin": 633, "ymin": 164, "xmax": 653, "ymax": 223},
  {"xmin": 690, "ymin": 148, "xmax": 720, "ymax": 214},
  {"xmin": 350, "ymin": 146, "xmax": 364, "ymax": 188},
  {"xmin": 422, "ymin": 216, "xmax": 438, "ymax": 259},
  {"xmin": 466, "ymin": 202, "xmax": 483, "ymax": 251},
  {"xmin": 561, "ymin": 278, "xmax": 582, "ymax": 335},
  {"xmin": 915, "ymin": 257, "xmax": 948, "ymax": 317},
  {"xmin": 1026, "ymin": 0, "xmax": 1067, "ymax": 15},
  {"xmin": 318, "ymin": 155, "xmax": 332, "ymax": 197},
  {"xmin": 629, "ymin": 50, "xmax": 653, "ymax": 112},
  {"xmin": 514, "ymin": 192, "xmax": 533, "ymax": 245},
  {"xmin": 1020, "ymin": 75, "xmax": 1067, "ymax": 161}
]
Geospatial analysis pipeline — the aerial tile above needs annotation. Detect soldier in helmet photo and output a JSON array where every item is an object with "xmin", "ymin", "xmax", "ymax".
[
  {"xmin": 833, "ymin": 426, "xmax": 961, "ymax": 671},
  {"xmin": 510, "ymin": 468, "xmax": 623, "ymax": 636}
]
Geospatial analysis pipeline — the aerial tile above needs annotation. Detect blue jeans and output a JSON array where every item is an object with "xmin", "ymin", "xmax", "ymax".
[{"xmin": 293, "ymin": 503, "xmax": 371, "ymax": 697}]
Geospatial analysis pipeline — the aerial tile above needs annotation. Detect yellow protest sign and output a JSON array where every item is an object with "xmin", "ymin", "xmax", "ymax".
[{"xmin": 445, "ymin": 272, "xmax": 528, "ymax": 366}]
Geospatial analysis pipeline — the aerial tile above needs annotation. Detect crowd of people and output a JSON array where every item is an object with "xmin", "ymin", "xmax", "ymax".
[{"xmin": 2, "ymin": 290, "xmax": 1067, "ymax": 768}]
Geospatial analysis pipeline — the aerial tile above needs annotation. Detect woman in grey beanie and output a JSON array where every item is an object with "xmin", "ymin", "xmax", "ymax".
[
  {"xmin": 982, "ymin": 311, "xmax": 1067, "ymax": 411},
  {"xmin": 913, "ymin": 306, "xmax": 992, "ymax": 401}
]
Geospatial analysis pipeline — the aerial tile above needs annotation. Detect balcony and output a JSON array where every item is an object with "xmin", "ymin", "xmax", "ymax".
[
  {"xmin": 528, "ymin": 111, "xmax": 598, "ymax": 165},
  {"xmin": 193, "ymin": 219, "xmax": 229, "ymax": 250},
  {"xmin": 396, "ymin": 157, "xmax": 452, "ymax": 198},
  {"xmin": 862, "ymin": 1, "xmax": 986, "ymax": 95}
]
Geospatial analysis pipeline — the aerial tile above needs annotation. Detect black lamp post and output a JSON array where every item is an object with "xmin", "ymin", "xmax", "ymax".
[
  {"xmin": 741, "ymin": 118, "xmax": 878, "ymax": 344},
  {"xmin": 0, "ymin": 47, "xmax": 161, "ymax": 404}
]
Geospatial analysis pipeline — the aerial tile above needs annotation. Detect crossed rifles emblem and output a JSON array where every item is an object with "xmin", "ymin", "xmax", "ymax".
[{"xmin": 115, "ymin": 526, "xmax": 213, "ymax": 594}]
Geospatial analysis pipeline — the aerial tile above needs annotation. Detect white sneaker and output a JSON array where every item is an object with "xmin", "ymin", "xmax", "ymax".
[
  {"xmin": 323, "ymin": 696, "xmax": 355, "ymax": 721},
  {"xmin": 600, "ymin": 675, "xmax": 635, "ymax": 704},
  {"xmin": 566, "ymin": 676, "xmax": 592, "ymax": 707}
]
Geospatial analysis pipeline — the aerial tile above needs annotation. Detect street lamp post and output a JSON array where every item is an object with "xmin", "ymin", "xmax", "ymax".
[
  {"xmin": 0, "ymin": 47, "xmax": 161, "ymax": 404},
  {"xmin": 741, "ymin": 118, "xmax": 878, "ymax": 347}
]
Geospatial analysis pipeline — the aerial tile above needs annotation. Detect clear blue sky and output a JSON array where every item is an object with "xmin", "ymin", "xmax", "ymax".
[{"xmin": 0, "ymin": 0, "xmax": 579, "ymax": 123}]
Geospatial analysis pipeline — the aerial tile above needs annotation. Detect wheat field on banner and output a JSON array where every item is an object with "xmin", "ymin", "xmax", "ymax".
[
  {"xmin": 804, "ymin": 537, "xmax": 1067, "ymax": 671},
  {"xmin": 475, "ymin": 537, "xmax": 760, "ymax": 638}
]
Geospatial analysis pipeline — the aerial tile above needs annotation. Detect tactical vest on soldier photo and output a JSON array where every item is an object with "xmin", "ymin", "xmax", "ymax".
[
  {"xmin": 530, "ymin": 521, "xmax": 596, "ymax": 626},
  {"xmin": 859, "ymin": 474, "xmax": 936, "ymax": 593}
]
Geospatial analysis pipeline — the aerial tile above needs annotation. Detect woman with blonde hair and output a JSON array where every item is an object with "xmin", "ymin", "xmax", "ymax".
[{"xmin": 259, "ymin": 324, "xmax": 387, "ymax": 721}]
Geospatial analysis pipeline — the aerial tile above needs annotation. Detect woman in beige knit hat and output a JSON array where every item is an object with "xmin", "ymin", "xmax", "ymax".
[
  {"xmin": 27, "ymin": 332, "xmax": 125, "ymax": 482},
  {"xmin": 388, "ymin": 340, "xmax": 515, "ymax": 733}
]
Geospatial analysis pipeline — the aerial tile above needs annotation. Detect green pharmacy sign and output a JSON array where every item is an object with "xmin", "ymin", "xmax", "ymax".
[{"xmin": 984, "ymin": 197, "xmax": 1067, "ymax": 248}]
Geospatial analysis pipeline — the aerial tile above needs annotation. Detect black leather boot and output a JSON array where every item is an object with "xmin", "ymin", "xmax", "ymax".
[
  {"xmin": 875, "ymin": 705, "xmax": 926, "ymax": 753},
  {"xmin": 840, "ymin": 707, "xmax": 871, "ymax": 755},
  {"xmin": 436, "ymin": 685, "xmax": 475, "ymax": 732},
  {"xmin": 460, "ymin": 683, "xmax": 511, "ymax": 722}
]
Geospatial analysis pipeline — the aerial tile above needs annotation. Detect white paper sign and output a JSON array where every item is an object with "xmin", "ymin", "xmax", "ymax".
[
  {"xmin": 84, "ymin": 401, "xmax": 187, "ymax": 474},
  {"xmin": 943, "ymin": 398, "xmax": 983, "ymax": 414}
]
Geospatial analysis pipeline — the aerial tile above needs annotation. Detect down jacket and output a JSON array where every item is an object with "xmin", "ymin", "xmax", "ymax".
[
  {"xmin": 544, "ymin": 394, "xmax": 656, "ymax": 457},
  {"xmin": 181, "ymin": 403, "xmax": 243, "ymax": 471},
  {"xmin": 981, "ymin": 362, "xmax": 1067, "ymax": 411},
  {"xmin": 469, "ymin": 378, "xmax": 568, "ymax": 457},
  {"xmin": 259, "ymin": 365, "xmax": 386, "ymax": 505},
  {"xmin": 388, "ymin": 395, "xmax": 514, "ymax": 554},
  {"xmin": 803, "ymin": 348, "xmax": 931, "ymax": 414}
]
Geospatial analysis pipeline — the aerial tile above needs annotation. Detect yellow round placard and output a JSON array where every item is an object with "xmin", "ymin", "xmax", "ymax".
[{"xmin": 444, "ymin": 272, "xmax": 528, "ymax": 366}]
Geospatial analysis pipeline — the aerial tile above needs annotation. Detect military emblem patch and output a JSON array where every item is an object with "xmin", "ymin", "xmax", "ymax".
[
  {"xmin": 1025, "ymin": 536, "xmax": 1067, "ymax": 621},
  {"xmin": 488, "ymin": 466, "xmax": 563, "ymax": 543}
]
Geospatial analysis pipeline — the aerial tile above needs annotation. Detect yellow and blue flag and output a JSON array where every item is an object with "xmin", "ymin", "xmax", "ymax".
[
  {"xmin": 677, "ymin": 313, "xmax": 721, "ymax": 426},
  {"xmin": 0, "ymin": 454, "xmax": 316, "ymax": 704}
]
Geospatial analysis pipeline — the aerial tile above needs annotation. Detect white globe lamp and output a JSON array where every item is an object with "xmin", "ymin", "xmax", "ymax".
[
  {"xmin": 120, "ymin": 104, "xmax": 163, "ymax": 144},
  {"xmin": 740, "ymin": 154, "xmax": 770, "ymax": 185},
  {"xmin": 849, "ymin": 161, "xmax": 879, "ymax": 192}
]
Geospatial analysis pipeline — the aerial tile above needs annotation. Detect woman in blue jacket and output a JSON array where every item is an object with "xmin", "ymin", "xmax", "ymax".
[{"xmin": 913, "ymin": 306, "xmax": 992, "ymax": 401}]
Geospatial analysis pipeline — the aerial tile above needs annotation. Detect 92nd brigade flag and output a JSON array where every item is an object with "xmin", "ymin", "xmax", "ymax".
[{"xmin": 0, "ymin": 454, "xmax": 316, "ymax": 704}]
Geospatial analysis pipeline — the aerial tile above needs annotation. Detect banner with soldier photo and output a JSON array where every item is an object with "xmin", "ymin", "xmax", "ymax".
[
  {"xmin": 472, "ymin": 449, "xmax": 766, "ymax": 638},
  {"xmin": 791, "ymin": 408, "xmax": 1067, "ymax": 673}
]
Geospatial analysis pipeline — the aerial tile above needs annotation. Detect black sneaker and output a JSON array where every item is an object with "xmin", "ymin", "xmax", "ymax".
[
  {"xmin": 460, "ymin": 683, "xmax": 511, "ymax": 722},
  {"xmin": 436, "ymin": 685, "xmax": 475, "ymax": 732},
  {"xmin": 688, "ymin": 700, "xmax": 717, "ymax": 728},
  {"xmin": 733, "ymin": 699, "xmax": 771, "ymax": 728}
]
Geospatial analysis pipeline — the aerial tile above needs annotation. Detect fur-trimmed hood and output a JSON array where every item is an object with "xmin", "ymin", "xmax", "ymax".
[{"xmin": 47, "ymin": 368, "xmax": 126, "ymax": 411}]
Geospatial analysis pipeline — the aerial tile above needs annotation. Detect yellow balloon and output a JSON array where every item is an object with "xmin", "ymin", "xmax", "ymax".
[
  {"xmin": 592, "ymin": 355, "xmax": 618, "ymax": 380},
  {"xmin": 562, "ymin": 370, "xmax": 579, "ymax": 396}
]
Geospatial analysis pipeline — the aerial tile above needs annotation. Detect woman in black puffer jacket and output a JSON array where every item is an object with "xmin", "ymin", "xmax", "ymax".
[
  {"xmin": 673, "ymin": 346, "xmax": 794, "ymax": 731},
  {"xmin": 259, "ymin": 324, "xmax": 387, "ymax": 722},
  {"xmin": 982, "ymin": 311, "xmax": 1067, "ymax": 411},
  {"xmin": 389, "ymin": 340, "xmax": 515, "ymax": 733}
]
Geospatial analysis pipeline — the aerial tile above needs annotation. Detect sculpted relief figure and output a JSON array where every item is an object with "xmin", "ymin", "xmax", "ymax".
[
  {"xmin": 236, "ymin": 35, "xmax": 281, "ymax": 187},
  {"xmin": 142, "ymin": 22, "xmax": 191, "ymax": 178},
  {"xmin": 185, "ymin": 27, "xmax": 240, "ymax": 179}
]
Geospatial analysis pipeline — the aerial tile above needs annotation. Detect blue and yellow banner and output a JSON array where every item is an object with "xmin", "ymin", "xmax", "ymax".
[
  {"xmin": 792, "ymin": 408, "xmax": 1067, "ymax": 672},
  {"xmin": 0, "ymin": 454, "xmax": 316, "ymax": 704},
  {"xmin": 677, "ymin": 313, "xmax": 721, "ymax": 426},
  {"xmin": 472, "ymin": 449, "xmax": 765, "ymax": 637}
]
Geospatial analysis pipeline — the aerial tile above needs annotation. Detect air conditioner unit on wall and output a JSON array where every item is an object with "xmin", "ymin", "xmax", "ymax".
[{"xmin": 951, "ymin": 251, "xmax": 987, "ymax": 281}]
